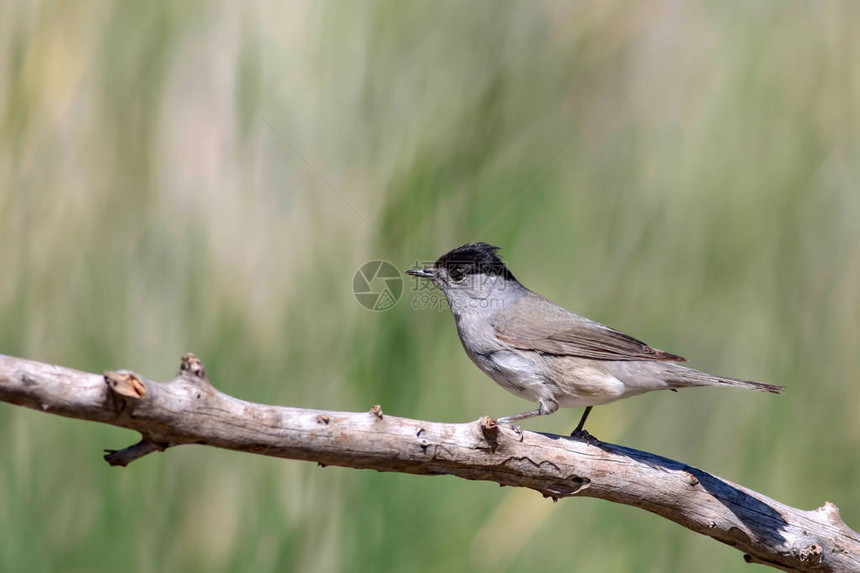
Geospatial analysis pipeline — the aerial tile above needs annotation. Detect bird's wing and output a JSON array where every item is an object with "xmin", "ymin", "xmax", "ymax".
[{"xmin": 492, "ymin": 295, "xmax": 685, "ymax": 362}]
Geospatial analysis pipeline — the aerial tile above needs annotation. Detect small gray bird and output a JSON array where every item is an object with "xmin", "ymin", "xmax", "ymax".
[{"xmin": 407, "ymin": 243, "xmax": 784, "ymax": 436}]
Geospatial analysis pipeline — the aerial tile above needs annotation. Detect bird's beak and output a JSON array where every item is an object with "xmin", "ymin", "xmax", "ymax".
[{"xmin": 406, "ymin": 267, "xmax": 436, "ymax": 279}]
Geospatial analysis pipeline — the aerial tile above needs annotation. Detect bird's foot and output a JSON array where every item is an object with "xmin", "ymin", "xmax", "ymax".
[
  {"xmin": 501, "ymin": 422, "xmax": 524, "ymax": 440},
  {"xmin": 569, "ymin": 428, "xmax": 598, "ymax": 444}
]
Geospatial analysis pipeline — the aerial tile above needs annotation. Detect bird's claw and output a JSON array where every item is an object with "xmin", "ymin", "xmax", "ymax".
[
  {"xmin": 570, "ymin": 428, "xmax": 598, "ymax": 444},
  {"xmin": 502, "ymin": 423, "xmax": 524, "ymax": 440}
]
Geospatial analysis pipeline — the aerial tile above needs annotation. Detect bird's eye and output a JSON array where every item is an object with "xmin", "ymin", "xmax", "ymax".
[{"xmin": 450, "ymin": 267, "xmax": 467, "ymax": 283}]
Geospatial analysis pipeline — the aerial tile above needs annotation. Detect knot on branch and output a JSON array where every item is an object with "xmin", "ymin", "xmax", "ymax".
[
  {"xmin": 180, "ymin": 353, "xmax": 212, "ymax": 390},
  {"xmin": 799, "ymin": 543, "xmax": 823, "ymax": 564},
  {"xmin": 816, "ymin": 501, "xmax": 846, "ymax": 527},
  {"xmin": 479, "ymin": 416, "xmax": 499, "ymax": 451},
  {"xmin": 104, "ymin": 371, "xmax": 146, "ymax": 400},
  {"xmin": 480, "ymin": 415, "xmax": 498, "ymax": 435}
]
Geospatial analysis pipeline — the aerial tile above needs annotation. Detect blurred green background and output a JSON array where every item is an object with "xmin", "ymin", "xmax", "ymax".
[{"xmin": 1, "ymin": 1, "xmax": 858, "ymax": 571}]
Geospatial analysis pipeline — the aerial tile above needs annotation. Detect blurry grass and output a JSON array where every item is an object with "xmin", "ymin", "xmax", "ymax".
[{"xmin": 1, "ymin": 1, "xmax": 859, "ymax": 572}]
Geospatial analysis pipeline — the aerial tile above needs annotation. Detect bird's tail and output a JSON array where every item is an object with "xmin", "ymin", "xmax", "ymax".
[{"xmin": 669, "ymin": 366, "xmax": 785, "ymax": 394}]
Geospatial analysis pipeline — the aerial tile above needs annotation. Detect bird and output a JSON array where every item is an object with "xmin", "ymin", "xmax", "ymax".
[{"xmin": 406, "ymin": 242, "xmax": 784, "ymax": 437}]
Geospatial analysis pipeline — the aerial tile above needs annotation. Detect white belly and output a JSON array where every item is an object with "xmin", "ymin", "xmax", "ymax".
[
  {"xmin": 471, "ymin": 350, "xmax": 635, "ymax": 408},
  {"xmin": 467, "ymin": 350, "xmax": 549, "ymax": 403},
  {"xmin": 553, "ymin": 366, "xmax": 629, "ymax": 407}
]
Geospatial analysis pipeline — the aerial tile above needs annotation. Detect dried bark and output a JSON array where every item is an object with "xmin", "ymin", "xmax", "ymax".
[{"xmin": 0, "ymin": 353, "xmax": 857, "ymax": 571}]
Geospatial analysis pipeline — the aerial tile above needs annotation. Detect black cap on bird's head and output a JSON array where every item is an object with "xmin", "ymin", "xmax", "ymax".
[{"xmin": 406, "ymin": 242, "xmax": 517, "ymax": 283}]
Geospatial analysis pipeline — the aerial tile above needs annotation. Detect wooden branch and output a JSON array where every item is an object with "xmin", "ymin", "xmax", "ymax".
[{"xmin": 0, "ymin": 353, "xmax": 857, "ymax": 571}]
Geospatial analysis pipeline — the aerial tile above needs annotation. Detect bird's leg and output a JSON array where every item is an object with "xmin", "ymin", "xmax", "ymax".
[
  {"xmin": 496, "ymin": 400, "xmax": 558, "ymax": 437},
  {"xmin": 573, "ymin": 406, "xmax": 593, "ymax": 433},
  {"xmin": 570, "ymin": 406, "xmax": 594, "ymax": 440},
  {"xmin": 497, "ymin": 398, "xmax": 558, "ymax": 424},
  {"xmin": 496, "ymin": 409, "xmax": 543, "ymax": 424},
  {"xmin": 495, "ymin": 409, "xmax": 541, "ymax": 440}
]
